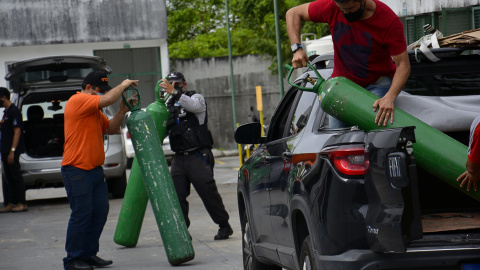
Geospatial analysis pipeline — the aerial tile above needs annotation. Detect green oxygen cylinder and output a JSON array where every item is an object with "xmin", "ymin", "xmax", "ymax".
[
  {"xmin": 114, "ymin": 82, "xmax": 170, "ymax": 247},
  {"xmin": 113, "ymin": 156, "xmax": 148, "ymax": 247},
  {"xmin": 285, "ymin": 64, "xmax": 480, "ymax": 202},
  {"xmin": 147, "ymin": 81, "xmax": 170, "ymax": 141},
  {"xmin": 120, "ymin": 88, "xmax": 194, "ymax": 266}
]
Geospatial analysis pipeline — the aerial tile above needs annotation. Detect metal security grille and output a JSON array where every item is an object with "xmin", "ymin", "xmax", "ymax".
[
  {"xmin": 405, "ymin": 13, "xmax": 438, "ymax": 45},
  {"xmin": 94, "ymin": 47, "xmax": 162, "ymax": 109},
  {"xmin": 405, "ymin": 17, "xmax": 415, "ymax": 45},
  {"xmin": 473, "ymin": 7, "xmax": 480, "ymax": 29},
  {"xmin": 442, "ymin": 8, "xmax": 471, "ymax": 36}
]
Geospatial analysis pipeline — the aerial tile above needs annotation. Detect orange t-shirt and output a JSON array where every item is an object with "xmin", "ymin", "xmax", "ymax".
[{"xmin": 61, "ymin": 92, "xmax": 109, "ymax": 170}]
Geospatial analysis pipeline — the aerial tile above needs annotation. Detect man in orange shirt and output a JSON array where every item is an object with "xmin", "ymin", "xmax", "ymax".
[{"xmin": 61, "ymin": 71, "xmax": 138, "ymax": 270}]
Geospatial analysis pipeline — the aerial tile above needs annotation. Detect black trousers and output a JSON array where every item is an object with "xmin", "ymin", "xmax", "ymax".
[
  {"xmin": 170, "ymin": 148, "xmax": 229, "ymax": 228},
  {"xmin": 1, "ymin": 152, "xmax": 26, "ymax": 206}
]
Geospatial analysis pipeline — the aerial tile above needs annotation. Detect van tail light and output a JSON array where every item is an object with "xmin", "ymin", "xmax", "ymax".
[
  {"xmin": 104, "ymin": 163, "xmax": 120, "ymax": 168},
  {"xmin": 322, "ymin": 146, "xmax": 368, "ymax": 175},
  {"xmin": 126, "ymin": 131, "xmax": 131, "ymax": 139}
]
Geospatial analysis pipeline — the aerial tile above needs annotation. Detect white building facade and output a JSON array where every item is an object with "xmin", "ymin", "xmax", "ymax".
[
  {"xmin": 382, "ymin": 0, "xmax": 480, "ymax": 44},
  {"xmin": 0, "ymin": 0, "xmax": 169, "ymax": 104}
]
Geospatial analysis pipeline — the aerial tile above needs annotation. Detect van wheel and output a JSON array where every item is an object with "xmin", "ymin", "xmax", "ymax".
[
  {"xmin": 300, "ymin": 236, "xmax": 318, "ymax": 270},
  {"xmin": 110, "ymin": 171, "xmax": 127, "ymax": 199},
  {"xmin": 242, "ymin": 212, "xmax": 281, "ymax": 270}
]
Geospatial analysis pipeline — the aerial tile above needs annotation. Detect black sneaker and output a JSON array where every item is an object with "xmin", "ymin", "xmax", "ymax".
[{"xmin": 214, "ymin": 225, "xmax": 233, "ymax": 240}]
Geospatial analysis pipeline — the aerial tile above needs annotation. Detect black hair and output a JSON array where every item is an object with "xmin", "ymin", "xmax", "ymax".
[{"xmin": 0, "ymin": 87, "xmax": 10, "ymax": 100}]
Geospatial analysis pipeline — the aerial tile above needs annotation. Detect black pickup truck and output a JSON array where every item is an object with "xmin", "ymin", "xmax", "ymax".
[{"xmin": 235, "ymin": 47, "xmax": 480, "ymax": 270}]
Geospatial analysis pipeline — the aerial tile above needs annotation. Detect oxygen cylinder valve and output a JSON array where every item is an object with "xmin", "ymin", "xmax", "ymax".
[
  {"xmin": 122, "ymin": 87, "xmax": 142, "ymax": 112},
  {"xmin": 305, "ymin": 74, "xmax": 317, "ymax": 85},
  {"xmin": 285, "ymin": 63, "xmax": 325, "ymax": 94}
]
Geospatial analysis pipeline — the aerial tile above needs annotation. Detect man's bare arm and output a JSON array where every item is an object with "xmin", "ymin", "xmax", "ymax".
[
  {"xmin": 373, "ymin": 50, "xmax": 410, "ymax": 126},
  {"xmin": 286, "ymin": 3, "xmax": 312, "ymax": 68},
  {"xmin": 98, "ymin": 79, "xmax": 138, "ymax": 109}
]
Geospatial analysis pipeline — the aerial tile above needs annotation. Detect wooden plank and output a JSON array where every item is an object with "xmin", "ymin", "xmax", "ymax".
[{"xmin": 422, "ymin": 213, "xmax": 480, "ymax": 233}]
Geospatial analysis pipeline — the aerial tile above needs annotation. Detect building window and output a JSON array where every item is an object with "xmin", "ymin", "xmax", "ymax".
[
  {"xmin": 405, "ymin": 13, "xmax": 438, "ymax": 45},
  {"xmin": 442, "ymin": 7, "xmax": 471, "ymax": 36},
  {"xmin": 406, "ymin": 6, "xmax": 480, "ymax": 46},
  {"xmin": 473, "ymin": 7, "xmax": 480, "ymax": 29}
]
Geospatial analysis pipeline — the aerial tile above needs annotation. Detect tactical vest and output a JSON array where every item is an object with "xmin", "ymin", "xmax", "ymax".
[{"xmin": 167, "ymin": 91, "xmax": 214, "ymax": 153}]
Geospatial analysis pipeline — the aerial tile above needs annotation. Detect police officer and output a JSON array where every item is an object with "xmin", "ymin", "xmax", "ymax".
[{"xmin": 159, "ymin": 72, "xmax": 233, "ymax": 240}]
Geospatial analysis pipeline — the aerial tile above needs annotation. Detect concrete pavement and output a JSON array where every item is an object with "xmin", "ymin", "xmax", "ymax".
[{"xmin": 0, "ymin": 155, "xmax": 243, "ymax": 270}]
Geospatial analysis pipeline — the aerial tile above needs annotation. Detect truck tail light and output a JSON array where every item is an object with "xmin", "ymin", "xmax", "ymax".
[{"xmin": 323, "ymin": 146, "xmax": 367, "ymax": 175}]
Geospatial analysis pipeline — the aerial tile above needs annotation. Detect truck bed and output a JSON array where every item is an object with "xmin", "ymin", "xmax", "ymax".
[{"xmin": 422, "ymin": 212, "xmax": 480, "ymax": 233}]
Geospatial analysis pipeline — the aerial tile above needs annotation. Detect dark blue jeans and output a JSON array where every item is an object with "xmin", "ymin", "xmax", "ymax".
[{"xmin": 62, "ymin": 166, "xmax": 109, "ymax": 269}]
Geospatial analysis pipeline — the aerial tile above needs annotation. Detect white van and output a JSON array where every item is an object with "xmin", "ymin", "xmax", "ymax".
[{"xmin": 301, "ymin": 34, "xmax": 334, "ymax": 57}]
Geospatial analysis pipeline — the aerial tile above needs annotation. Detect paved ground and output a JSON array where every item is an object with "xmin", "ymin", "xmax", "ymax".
[{"xmin": 0, "ymin": 155, "xmax": 244, "ymax": 270}]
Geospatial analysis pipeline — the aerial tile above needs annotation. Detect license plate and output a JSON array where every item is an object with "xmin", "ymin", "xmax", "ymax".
[{"xmin": 462, "ymin": 264, "xmax": 480, "ymax": 270}]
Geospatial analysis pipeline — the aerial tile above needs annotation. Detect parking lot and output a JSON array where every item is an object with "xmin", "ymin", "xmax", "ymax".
[{"xmin": 0, "ymin": 155, "xmax": 244, "ymax": 270}]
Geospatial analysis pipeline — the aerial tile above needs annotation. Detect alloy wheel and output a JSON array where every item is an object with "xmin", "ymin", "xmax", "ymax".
[{"xmin": 243, "ymin": 218, "xmax": 253, "ymax": 270}]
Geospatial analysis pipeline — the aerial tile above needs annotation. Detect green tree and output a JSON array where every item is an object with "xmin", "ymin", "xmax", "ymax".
[
  {"xmin": 167, "ymin": 0, "xmax": 330, "ymax": 72},
  {"xmin": 167, "ymin": 0, "xmax": 226, "ymax": 43}
]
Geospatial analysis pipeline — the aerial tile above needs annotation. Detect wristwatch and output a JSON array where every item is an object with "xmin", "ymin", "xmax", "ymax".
[
  {"xmin": 11, "ymin": 147, "xmax": 15, "ymax": 152},
  {"xmin": 291, "ymin": 43, "xmax": 303, "ymax": 53}
]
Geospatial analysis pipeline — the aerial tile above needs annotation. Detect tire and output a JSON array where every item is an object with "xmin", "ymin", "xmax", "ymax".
[
  {"xmin": 165, "ymin": 156, "xmax": 173, "ymax": 166},
  {"xmin": 242, "ymin": 212, "xmax": 281, "ymax": 270},
  {"xmin": 300, "ymin": 236, "xmax": 318, "ymax": 270},
  {"xmin": 126, "ymin": 157, "xmax": 133, "ymax": 169},
  {"xmin": 109, "ymin": 171, "xmax": 127, "ymax": 199}
]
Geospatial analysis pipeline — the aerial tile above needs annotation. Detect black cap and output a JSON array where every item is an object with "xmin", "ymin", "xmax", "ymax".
[
  {"xmin": 83, "ymin": 71, "xmax": 112, "ymax": 92},
  {"xmin": 167, "ymin": 71, "xmax": 185, "ymax": 83}
]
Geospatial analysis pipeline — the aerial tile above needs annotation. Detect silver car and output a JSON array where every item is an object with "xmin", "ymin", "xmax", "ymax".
[{"xmin": 5, "ymin": 55, "xmax": 127, "ymax": 198}]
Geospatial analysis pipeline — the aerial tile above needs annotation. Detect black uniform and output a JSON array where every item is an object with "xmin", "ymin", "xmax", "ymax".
[
  {"xmin": 1, "ymin": 104, "xmax": 26, "ymax": 206},
  {"xmin": 167, "ymin": 91, "xmax": 230, "ymax": 228}
]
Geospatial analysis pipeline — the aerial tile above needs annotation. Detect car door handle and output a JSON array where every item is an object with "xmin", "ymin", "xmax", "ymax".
[{"xmin": 282, "ymin": 151, "xmax": 293, "ymax": 161}]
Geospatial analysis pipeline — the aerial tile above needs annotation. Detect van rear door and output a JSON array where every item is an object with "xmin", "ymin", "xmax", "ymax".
[{"xmin": 5, "ymin": 55, "xmax": 110, "ymax": 94}]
